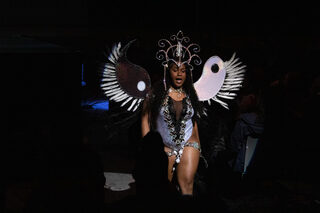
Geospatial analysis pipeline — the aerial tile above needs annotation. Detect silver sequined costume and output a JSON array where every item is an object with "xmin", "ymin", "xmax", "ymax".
[{"xmin": 156, "ymin": 95, "xmax": 200, "ymax": 165}]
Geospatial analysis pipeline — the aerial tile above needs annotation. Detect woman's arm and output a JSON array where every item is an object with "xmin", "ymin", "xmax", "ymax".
[
  {"xmin": 193, "ymin": 121, "xmax": 200, "ymax": 143},
  {"xmin": 141, "ymin": 99, "xmax": 150, "ymax": 138},
  {"xmin": 187, "ymin": 121, "xmax": 200, "ymax": 144}
]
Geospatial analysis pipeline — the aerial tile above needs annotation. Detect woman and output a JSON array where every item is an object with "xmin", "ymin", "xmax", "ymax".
[{"xmin": 141, "ymin": 61, "xmax": 203, "ymax": 195}]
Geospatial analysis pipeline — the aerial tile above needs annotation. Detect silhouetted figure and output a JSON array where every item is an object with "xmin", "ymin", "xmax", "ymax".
[
  {"xmin": 229, "ymin": 85, "xmax": 265, "ymax": 175},
  {"xmin": 206, "ymin": 83, "xmax": 265, "ymax": 199},
  {"xmin": 132, "ymin": 131, "xmax": 180, "ymax": 211},
  {"xmin": 23, "ymin": 127, "xmax": 106, "ymax": 213}
]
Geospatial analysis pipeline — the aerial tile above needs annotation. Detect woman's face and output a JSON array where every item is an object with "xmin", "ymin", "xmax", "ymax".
[{"xmin": 169, "ymin": 63, "xmax": 186, "ymax": 88}]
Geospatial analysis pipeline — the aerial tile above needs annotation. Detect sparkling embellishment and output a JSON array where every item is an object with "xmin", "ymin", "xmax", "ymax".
[
  {"xmin": 162, "ymin": 95, "xmax": 192, "ymax": 148},
  {"xmin": 169, "ymin": 87, "xmax": 184, "ymax": 98}
]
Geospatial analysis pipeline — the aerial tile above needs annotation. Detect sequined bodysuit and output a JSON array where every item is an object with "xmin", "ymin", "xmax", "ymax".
[{"xmin": 156, "ymin": 95, "xmax": 200, "ymax": 164}]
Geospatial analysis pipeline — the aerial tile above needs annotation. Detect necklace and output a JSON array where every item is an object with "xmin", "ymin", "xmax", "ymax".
[{"xmin": 169, "ymin": 87, "xmax": 184, "ymax": 98}]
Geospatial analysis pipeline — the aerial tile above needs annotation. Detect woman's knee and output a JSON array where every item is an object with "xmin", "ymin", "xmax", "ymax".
[
  {"xmin": 178, "ymin": 174, "xmax": 194, "ymax": 188},
  {"xmin": 178, "ymin": 177, "xmax": 194, "ymax": 194}
]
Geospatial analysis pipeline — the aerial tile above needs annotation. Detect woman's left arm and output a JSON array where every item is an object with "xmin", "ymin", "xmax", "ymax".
[
  {"xmin": 194, "ymin": 121, "xmax": 200, "ymax": 142},
  {"xmin": 188, "ymin": 121, "xmax": 200, "ymax": 144}
]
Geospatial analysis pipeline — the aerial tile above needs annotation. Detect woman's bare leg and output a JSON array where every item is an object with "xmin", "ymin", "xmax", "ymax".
[{"xmin": 176, "ymin": 146, "xmax": 200, "ymax": 195}]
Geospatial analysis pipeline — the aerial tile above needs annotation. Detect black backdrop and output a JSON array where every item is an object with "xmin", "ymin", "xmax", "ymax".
[
  {"xmin": 2, "ymin": 0, "xmax": 320, "ymax": 211},
  {"xmin": 3, "ymin": 0, "xmax": 320, "ymax": 166}
]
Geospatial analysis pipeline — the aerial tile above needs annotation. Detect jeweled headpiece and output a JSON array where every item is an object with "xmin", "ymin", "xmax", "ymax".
[
  {"xmin": 156, "ymin": 31, "xmax": 202, "ymax": 90},
  {"xmin": 156, "ymin": 30, "xmax": 202, "ymax": 70}
]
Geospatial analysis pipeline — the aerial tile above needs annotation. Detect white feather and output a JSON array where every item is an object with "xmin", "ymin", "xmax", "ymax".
[
  {"xmin": 108, "ymin": 47, "xmax": 117, "ymax": 63},
  {"xmin": 217, "ymin": 92, "xmax": 237, "ymax": 96},
  {"xmin": 101, "ymin": 81, "xmax": 118, "ymax": 87},
  {"xmin": 223, "ymin": 78, "xmax": 244, "ymax": 81},
  {"xmin": 105, "ymin": 63, "xmax": 116, "ymax": 69},
  {"xmin": 101, "ymin": 78, "xmax": 116, "ymax": 82},
  {"xmin": 116, "ymin": 43, "xmax": 121, "ymax": 57},
  {"xmin": 102, "ymin": 84, "xmax": 119, "ymax": 90},
  {"xmin": 104, "ymin": 88, "xmax": 123, "ymax": 96},
  {"xmin": 109, "ymin": 91, "xmax": 125, "ymax": 101},
  {"xmin": 227, "ymin": 62, "xmax": 243, "ymax": 70},
  {"xmin": 108, "ymin": 54, "xmax": 116, "ymax": 63},
  {"xmin": 121, "ymin": 97, "xmax": 133, "ymax": 107},
  {"xmin": 104, "ymin": 68, "xmax": 115, "ymax": 73},
  {"xmin": 103, "ymin": 73, "xmax": 116, "ymax": 77},
  {"xmin": 226, "ymin": 67, "xmax": 246, "ymax": 74},
  {"xmin": 114, "ymin": 94, "xmax": 129, "ymax": 102},
  {"xmin": 127, "ymin": 98, "xmax": 138, "ymax": 111},
  {"xmin": 112, "ymin": 45, "xmax": 119, "ymax": 58},
  {"xmin": 212, "ymin": 97, "xmax": 229, "ymax": 109},
  {"xmin": 216, "ymin": 95, "xmax": 235, "ymax": 100},
  {"xmin": 220, "ymin": 86, "xmax": 242, "ymax": 91},
  {"xmin": 132, "ymin": 99, "xmax": 142, "ymax": 112}
]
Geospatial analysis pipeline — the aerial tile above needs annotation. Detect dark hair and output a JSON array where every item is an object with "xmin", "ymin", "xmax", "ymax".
[{"xmin": 146, "ymin": 62, "xmax": 204, "ymax": 130}]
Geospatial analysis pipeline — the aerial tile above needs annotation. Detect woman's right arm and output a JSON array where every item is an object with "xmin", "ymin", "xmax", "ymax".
[{"xmin": 141, "ymin": 99, "xmax": 150, "ymax": 138}]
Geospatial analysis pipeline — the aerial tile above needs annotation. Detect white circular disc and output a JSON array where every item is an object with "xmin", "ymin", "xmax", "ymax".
[{"xmin": 137, "ymin": 81, "xmax": 146, "ymax": 91}]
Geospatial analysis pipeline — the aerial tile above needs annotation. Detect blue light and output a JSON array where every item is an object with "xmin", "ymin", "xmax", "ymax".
[
  {"xmin": 81, "ymin": 99, "xmax": 109, "ymax": 111},
  {"xmin": 92, "ymin": 101, "xmax": 109, "ymax": 111},
  {"xmin": 81, "ymin": 63, "xmax": 109, "ymax": 111},
  {"xmin": 81, "ymin": 64, "xmax": 86, "ymax": 86}
]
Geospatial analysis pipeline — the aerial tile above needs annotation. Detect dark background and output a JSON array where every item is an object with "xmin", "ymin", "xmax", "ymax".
[
  {"xmin": 2, "ymin": 0, "xmax": 319, "ymax": 148},
  {"xmin": 2, "ymin": 0, "xmax": 319, "ymax": 92},
  {"xmin": 1, "ymin": 0, "xmax": 320, "ymax": 211},
  {"xmin": 2, "ymin": 0, "xmax": 319, "ymax": 180},
  {"xmin": 2, "ymin": 0, "xmax": 319, "ymax": 167}
]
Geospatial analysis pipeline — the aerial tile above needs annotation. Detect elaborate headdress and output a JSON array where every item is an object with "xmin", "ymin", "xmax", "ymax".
[{"xmin": 156, "ymin": 31, "xmax": 202, "ymax": 90}]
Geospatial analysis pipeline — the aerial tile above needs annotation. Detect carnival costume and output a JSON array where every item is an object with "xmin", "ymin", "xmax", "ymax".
[{"xmin": 100, "ymin": 31, "xmax": 246, "ymax": 168}]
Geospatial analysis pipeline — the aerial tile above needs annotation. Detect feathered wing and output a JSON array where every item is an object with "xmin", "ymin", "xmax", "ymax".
[
  {"xmin": 100, "ymin": 40, "xmax": 151, "ymax": 112},
  {"xmin": 213, "ymin": 53, "xmax": 246, "ymax": 109},
  {"xmin": 194, "ymin": 53, "xmax": 246, "ymax": 109}
]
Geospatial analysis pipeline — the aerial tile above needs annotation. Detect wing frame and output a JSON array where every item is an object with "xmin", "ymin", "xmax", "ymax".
[
  {"xmin": 196, "ymin": 53, "xmax": 246, "ymax": 110},
  {"xmin": 100, "ymin": 42, "xmax": 146, "ymax": 112}
]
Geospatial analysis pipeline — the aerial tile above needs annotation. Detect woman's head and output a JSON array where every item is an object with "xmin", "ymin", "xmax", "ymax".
[
  {"xmin": 168, "ymin": 63, "xmax": 186, "ymax": 88},
  {"xmin": 166, "ymin": 61, "xmax": 193, "ymax": 90}
]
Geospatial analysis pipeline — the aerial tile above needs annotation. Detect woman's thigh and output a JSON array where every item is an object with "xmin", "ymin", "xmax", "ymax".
[{"xmin": 176, "ymin": 146, "xmax": 200, "ymax": 182}]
